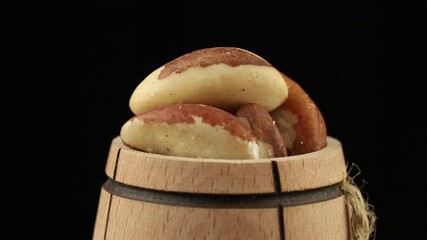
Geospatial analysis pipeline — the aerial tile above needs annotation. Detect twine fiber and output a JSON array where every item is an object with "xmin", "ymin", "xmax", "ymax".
[{"xmin": 342, "ymin": 164, "xmax": 377, "ymax": 240}]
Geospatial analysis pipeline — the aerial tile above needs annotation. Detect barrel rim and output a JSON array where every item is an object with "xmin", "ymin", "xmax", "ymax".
[
  {"xmin": 112, "ymin": 135, "xmax": 343, "ymax": 164},
  {"xmin": 104, "ymin": 136, "xmax": 347, "ymax": 194}
]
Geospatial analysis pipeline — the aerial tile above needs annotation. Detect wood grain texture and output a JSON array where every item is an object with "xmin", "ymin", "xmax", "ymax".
[
  {"xmin": 95, "ymin": 194, "xmax": 280, "ymax": 240},
  {"xmin": 276, "ymin": 137, "xmax": 347, "ymax": 192},
  {"xmin": 105, "ymin": 136, "xmax": 346, "ymax": 194},
  {"xmin": 283, "ymin": 195, "xmax": 350, "ymax": 240},
  {"xmin": 94, "ymin": 136, "xmax": 350, "ymax": 239},
  {"xmin": 92, "ymin": 188, "xmax": 111, "ymax": 240},
  {"xmin": 93, "ymin": 187, "xmax": 349, "ymax": 239},
  {"xmin": 106, "ymin": 137, "xmax": 275, "ymax": 194}
]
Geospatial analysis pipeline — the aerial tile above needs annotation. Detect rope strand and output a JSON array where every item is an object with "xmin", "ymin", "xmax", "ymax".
[{"xmin": 342, "ymin": 163, "xmax": 377, "ymax": 240}]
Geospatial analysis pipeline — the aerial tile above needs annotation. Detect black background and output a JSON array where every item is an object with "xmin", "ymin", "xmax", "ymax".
[{"xmin": 31, "ymin": 0, "xmax": 426, "ymax": 239}]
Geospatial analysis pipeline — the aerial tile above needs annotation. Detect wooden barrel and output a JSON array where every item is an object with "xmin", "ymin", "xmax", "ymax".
[{"xmin": 93, "ymin": 136, "xmax": 350, "ymax": 240}]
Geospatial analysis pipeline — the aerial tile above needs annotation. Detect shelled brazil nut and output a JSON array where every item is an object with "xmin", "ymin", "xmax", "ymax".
[
  {"xmin": 129, "ymin": 47, "xmax": 288, "ymax": 114},
  {"xmin": 121, "ymin": 46, "xmax": 327, "ymax": 159},
  {"xmin": 270, "ymin": 72, "xmax": 327, "ymax": 155}
]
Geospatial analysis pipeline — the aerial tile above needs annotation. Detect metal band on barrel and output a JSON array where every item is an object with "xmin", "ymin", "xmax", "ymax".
[{"xmin": 103, "ymin": 178, "xmax": 343, "ymax": 208}]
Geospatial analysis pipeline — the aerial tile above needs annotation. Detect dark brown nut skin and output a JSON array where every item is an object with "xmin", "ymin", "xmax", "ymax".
[
  {"xmin": 269, "ymin": 73, "xmax": 327, "ymax": 155},
  {"xmin": 236, "ymin": 103, "xmax": 288, "ymax": 158}
]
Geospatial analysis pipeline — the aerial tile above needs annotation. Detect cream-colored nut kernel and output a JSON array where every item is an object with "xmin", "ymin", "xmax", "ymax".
[
  {"xmin": 236, "ymin": 103, "xmax": 288, "ymax": 158},
  {"xmin": 269, "ymin": 73, "xmax": 327, "ymax": 155},
  {"xmin": 129, "ymin": 47, "xmax": 288, "ymax": 115},
  {"xmin": 120, "ymin": 103, "xmax": 260, "ymax": 159}
]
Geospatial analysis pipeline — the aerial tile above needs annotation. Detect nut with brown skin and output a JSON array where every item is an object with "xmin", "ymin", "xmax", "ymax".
[
  {"xmin": 120, "ymin": 103, "xmax": 261, "ymax": 159},
  {"xmin": 235, "ymin": 103, "xmax": 288, "ymax": 158},
  {"xmin": 269, "ymin": 73, "xmax": 327, "ymax": 155},
  {"xmin": 129, "ymin": 47, "xmax": 288, "ymax": 115}
]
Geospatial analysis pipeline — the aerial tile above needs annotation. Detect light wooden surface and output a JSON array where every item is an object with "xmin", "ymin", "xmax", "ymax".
[
  {"xmin": 92, "ymin": 188, "xmax": 111, "ymax": 240},
  {"xmin": 94, "ymin": 136, "xmax": 350, "ymax": 239},
  {"xmin": 105, "ymin": 136, "xmax": 346, "ymax": 194},
  {"xmin": 106, "ymin": 138, "xmax": 275, "ymax": 194},
  {"xmin": 93, "ymin": 191, "xmax": 349, "ymax": 240},
  {"xmin": 276, "ymin": 139, "xmax": 346, "ymax": 192},
  {"xmin": 94, "ymin": 192, "xmax": 281, "ymax": 240},
  {"xmin": 283, "ymin": 195, "xmax": 350, "ymax": 239}
]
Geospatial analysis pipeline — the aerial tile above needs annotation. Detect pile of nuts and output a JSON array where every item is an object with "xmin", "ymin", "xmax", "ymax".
[{"xmin": 120, "ymin": 47, "xmax": 326, "ymax": 159}]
